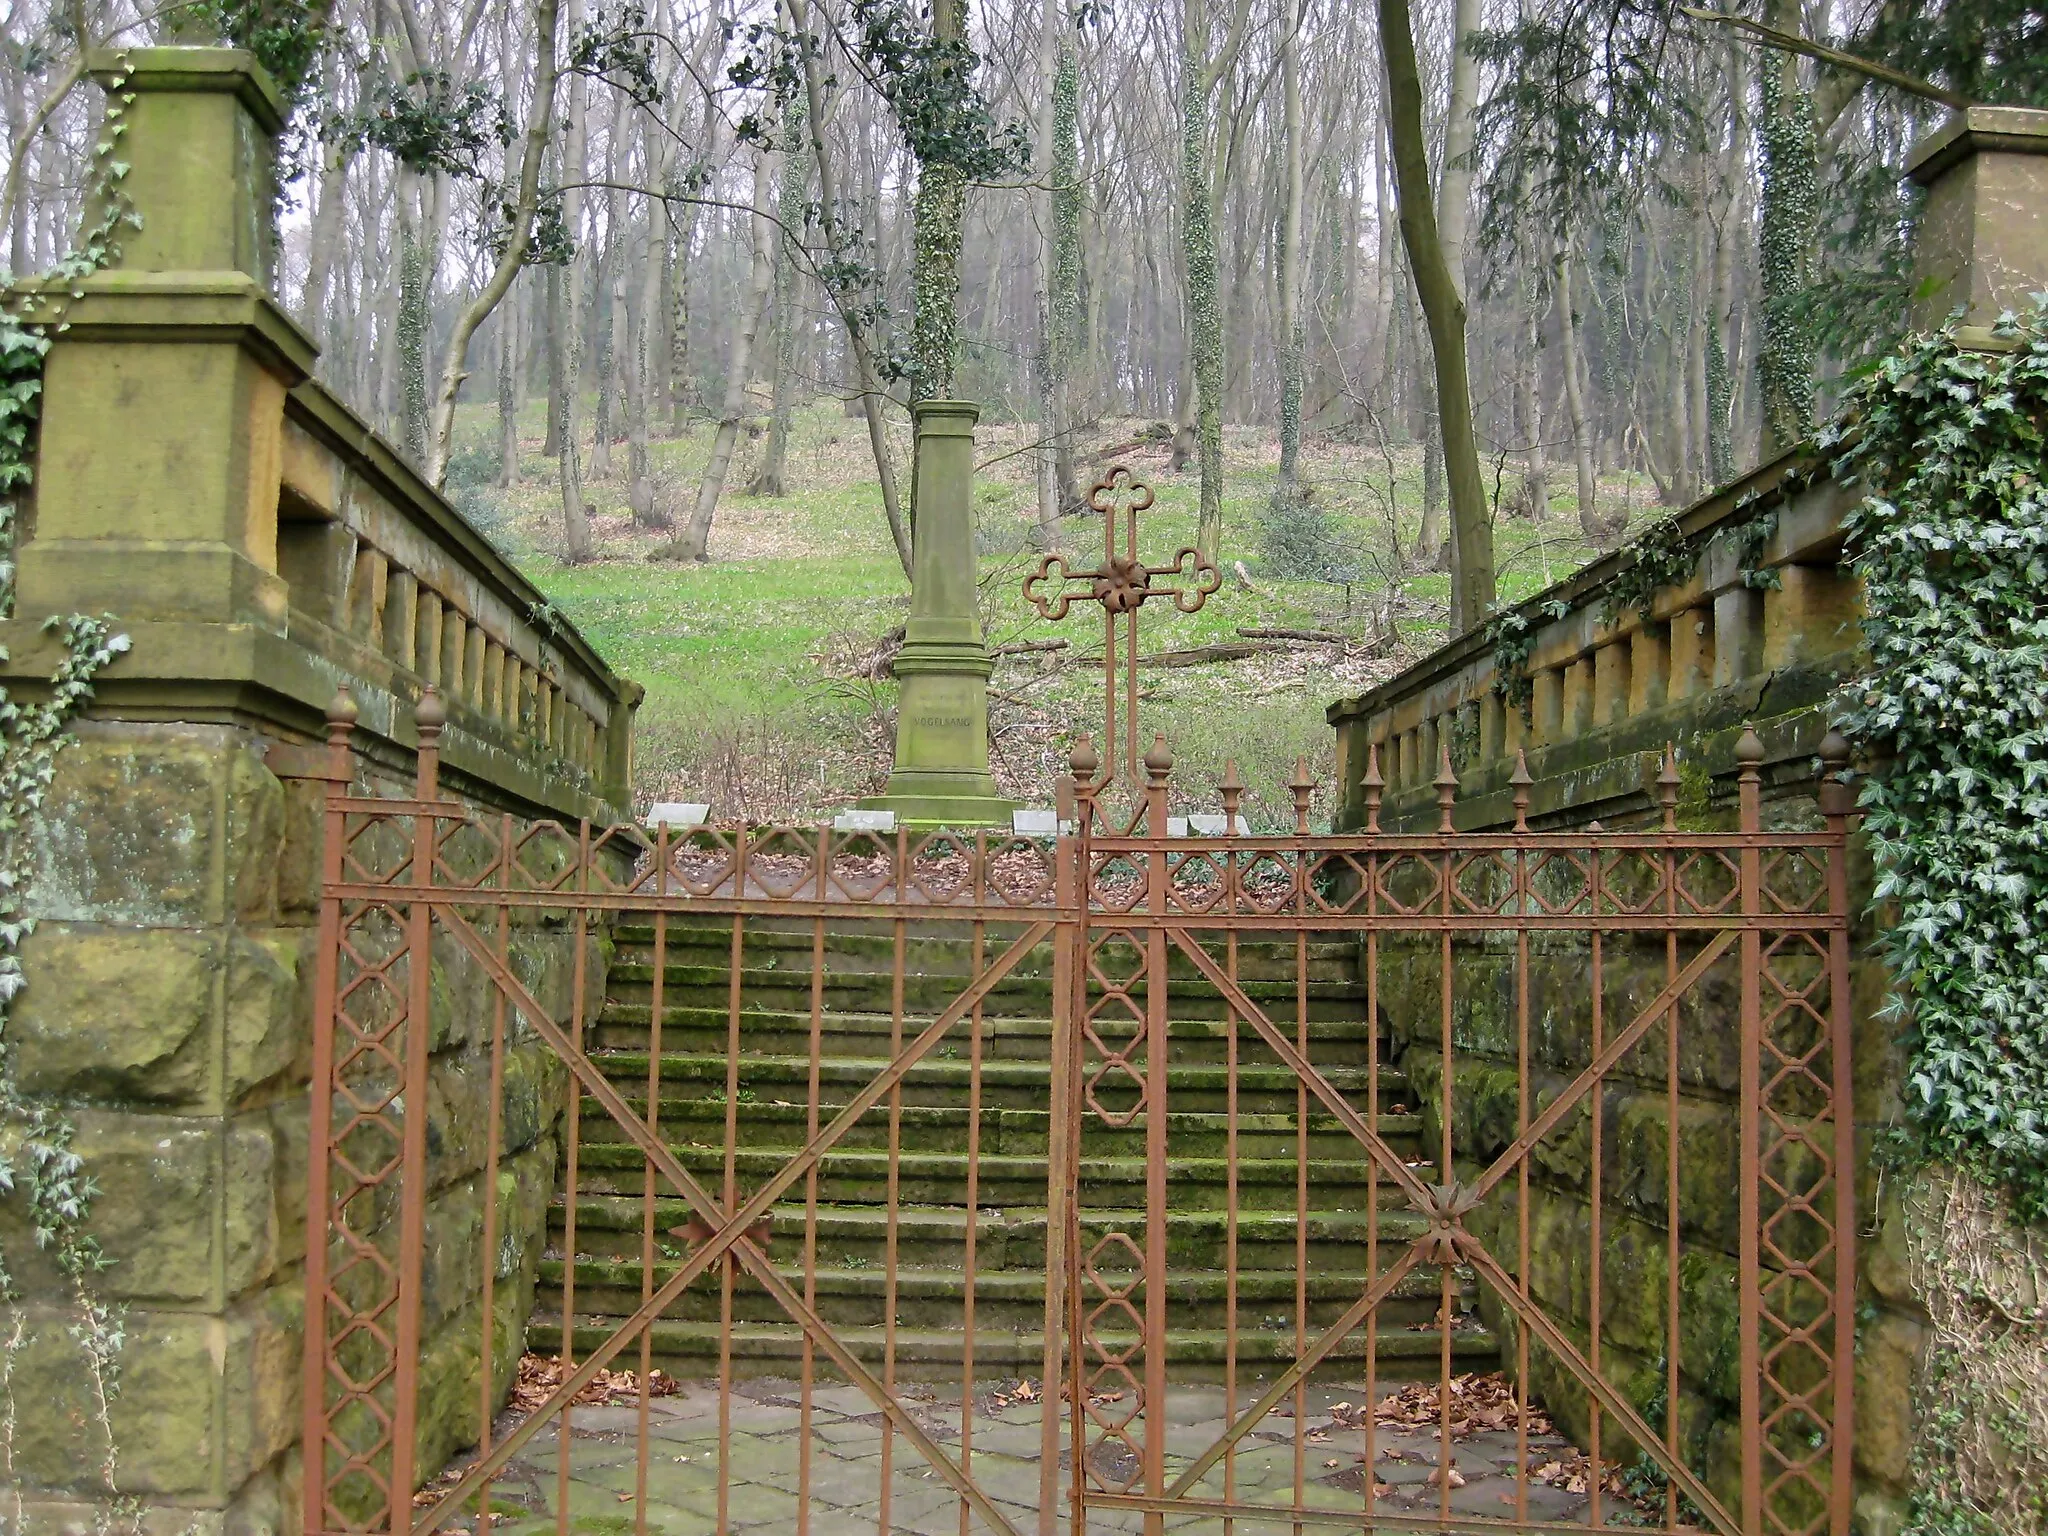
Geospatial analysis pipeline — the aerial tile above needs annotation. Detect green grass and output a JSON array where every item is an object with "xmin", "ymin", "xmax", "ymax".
[{"xmin": 454, "ymin": 396, "xmax": 1653, "ymax": 829}]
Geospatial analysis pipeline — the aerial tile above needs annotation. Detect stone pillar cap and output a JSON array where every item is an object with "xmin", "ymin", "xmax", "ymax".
[
  {"xmin": 1908, "ymin": 105, "xmax": 2048, "ymax": 187},
  {"xmin": 88, "ymin": 46, "xmax": 288, "ymax": 137},
  {"xmin": 913, "ymin": 399, "xmax": 982, "ymax": 434}
]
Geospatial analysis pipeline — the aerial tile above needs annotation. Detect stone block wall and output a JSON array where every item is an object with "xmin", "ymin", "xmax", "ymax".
[{"xmin": 0, "ymin": 718, "xmax": 608, "ymax": 1535}]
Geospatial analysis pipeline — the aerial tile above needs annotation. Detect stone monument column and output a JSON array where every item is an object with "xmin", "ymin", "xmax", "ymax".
[{"xmin": 860, "ymin": 401, "xmax": 1017, "ymax": 828}]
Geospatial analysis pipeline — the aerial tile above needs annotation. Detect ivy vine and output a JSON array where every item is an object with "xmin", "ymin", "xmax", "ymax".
[
  {"xmin": 0, "ymin": 53, "xmax": 140, "ymax": 1512},
  {"xmin": 1830, "ymin": 299, "xmax": 2048, "ymax": 1222}
]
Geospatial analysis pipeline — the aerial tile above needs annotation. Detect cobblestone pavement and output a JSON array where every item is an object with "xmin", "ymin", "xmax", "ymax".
[{"xmin": 454, "ymin": 1376, "xmax": 1640, "ymax": 1535}]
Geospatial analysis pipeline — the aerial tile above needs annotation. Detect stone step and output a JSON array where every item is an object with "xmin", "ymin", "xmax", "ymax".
[
  {"xmin": 601, "ymin": 967, "xmax": 1380, "ymax": 1025},
  {"xmin": 587, "ymin": 1008, "xmax": 1381, "ymax": 1066},
  {"xmin": 574, "ymin": 1098, "xmax": 1424, "ymax": 1162},
  {"xmin": 536, "ymin": 1256, "xmax": 1455, "ymax": 1332},
  {"xmin": 562, "ymin": 1144, "xmax": 1430, "ymax": 1210},
  {"xmin": 522, "ymin": 1317, "xmax": 1500, "ymax": 1383},
  {"xmin": 553, "ymin": 1200, "xmax": 1434, "ymax": 1273},
  {"xmin": 610, "ymin": 921, "xmax": 1362, "ymax": 979},
  {"xmin": 580, "ymin": 1052, "xmax": 1411, "ymax": 1116}
]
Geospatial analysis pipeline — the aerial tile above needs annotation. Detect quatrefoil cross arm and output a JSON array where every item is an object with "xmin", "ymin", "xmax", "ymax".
[{"xmin": 1023, "ymin": 553, "xmax": 1092, "ymax": 621}]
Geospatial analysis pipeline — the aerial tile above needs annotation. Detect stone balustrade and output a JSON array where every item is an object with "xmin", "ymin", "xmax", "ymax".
[
  {"xmin": 4, "ymin": 47, "xmax": 637, "ymax": 824},
  {"xmin": 1327, "ymin": 455, "xmax": 1862, "ymax": 832}
]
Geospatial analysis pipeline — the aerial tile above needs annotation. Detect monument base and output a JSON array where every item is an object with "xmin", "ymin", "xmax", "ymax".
[{"xmin": 859, "ymin": 769, "xmax": 1017, "ymax": 831}]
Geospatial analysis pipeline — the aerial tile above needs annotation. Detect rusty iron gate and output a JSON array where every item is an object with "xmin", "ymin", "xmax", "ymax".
[{"xmin": 303, "ymin": 692, "xmax": 1857, "ymax": 1536}]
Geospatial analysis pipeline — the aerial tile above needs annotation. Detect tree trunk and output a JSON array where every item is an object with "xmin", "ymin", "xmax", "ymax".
[
  {"xmin": 1555, "ymin": 244, "xmax": 1599, "ymax": 540},
  {"xmin": 1273, "ymin": 0, "xmax": 1305, "ymax": 501},
  {"xmin": 1437, "ymin": 0, "xmax": 1480, "ymax": 304},
  {"xmin": 423, "ymin": 0, "xmax": 564, "ymax": 486},
  {"xmin": 398, "ymin": 176, "xmax": 432, "ymax": 465},
  {"xmin": 1518, "ymin": 263, "xmax": 1547, "ymax": 517},
  {"xmin": 544, "ymin": 261, "xmax": 565, "ymax": 458},
  {"xmin": 498, "ymin": 284, "xmax": 521, "ymax": 488},
  {"xmin": 1032, "ymin": 0, "xmax": 1081, "ymax": 545},
  {"xmin": 663, "ymin": 145, "xmax": 782, "ymax": 562},
  {"xmin": 591, "ymin": 235, "xmax": 619, "ymax": 477},
  {"xmin": 789, "ymin": 0, "xmax": 912, "ymax": 576},
  {"xmin": 751, "ymin": 102, "xmax": 809, "ymax": 498},
  {"xmin": 1756, "ymin": 0, "xmax": 1817, "ymax": 455},
  {"xmin": 1180, "ymin": 0, "xmax": 1227, "ymax": 559},
  {"xmin": 1379, "ymin": 0, "xmax": 1491, "ymax": 631},
  {"xmin": 557, "ymin": 17, "xmax": 593, "ymax": 563}
]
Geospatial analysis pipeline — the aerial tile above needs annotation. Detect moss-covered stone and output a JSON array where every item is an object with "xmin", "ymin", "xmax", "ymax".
[
  {"xmin": 1, "ymin": 1287, "xmax": 298, "ymax": 1497},
  {"xmin": 12, "ymin": 926, "xmax": 221, "ymax": 1102}
]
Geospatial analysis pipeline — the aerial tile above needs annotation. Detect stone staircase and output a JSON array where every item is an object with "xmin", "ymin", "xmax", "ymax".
[{"xmin": 529, "ymin": 917, "xmax": 1494, "ymax": 1382}]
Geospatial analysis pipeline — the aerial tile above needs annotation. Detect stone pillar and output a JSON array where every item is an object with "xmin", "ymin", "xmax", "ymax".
[
  {"xmin": 1669, "ymin": 606, "xmax": 1715, "ymax": 698},
  {"xmin": 861, "ymin": 402, "xmax": 1017, "ymax": 828},
  {"xmin": 1629, "ymin": 621, "xmax": 1669, "ymax": 716},
  {"xmin": 14, "ymin": 49, "xmax": 313, "ymax": 633},
  {"xmin": 1908, "ymin": 106, "xmax": 2048, "ymax": 334},
  {"xmin": 1711, "ymin": 587, "xmax": 1762, "ymax": 689},
  {"xmin": 1592, "ymin": 641, "xmax": 1631, "ymax": 728}
]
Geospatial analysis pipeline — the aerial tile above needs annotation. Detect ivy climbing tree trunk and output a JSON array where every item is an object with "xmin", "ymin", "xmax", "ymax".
[
  {"xmin": 909, "ymin": 0, "xmax": 969, "ymax": 402},
  {"xmin": 1031, "ymin": 0, "xmax": 1080, "ymax": 547},
  {"xmin": 398, "ymin": 176, "xmax": 432, "ymax": 464},
  {"xmin": 1756, "ymin": 0, "xmax": 1818, "ymax": 455},
  {"xmin": 1273, "ymin": 0, "xmax": 1304, "ymax": 503},
  {"xmin": 1379, "ymin": 0, "xmax": 1492, "ymax": 631},
  {"xmin": 557, "ymin": 17, "xmax": 593, "ymax": 564},
  {"xmin": 1178, "ymin": 0, "xmax": 1250, "ymax": 562}
]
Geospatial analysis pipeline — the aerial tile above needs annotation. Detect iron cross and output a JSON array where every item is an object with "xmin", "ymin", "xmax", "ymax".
[{"xmin": 1023, "ymin": 466, "xmax": 1221, "ymax": 784}]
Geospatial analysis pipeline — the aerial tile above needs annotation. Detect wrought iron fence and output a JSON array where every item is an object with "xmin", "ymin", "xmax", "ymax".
[{"xmin": 303, "ymin": 690, "xmax": 1857, "ymax": 1536}]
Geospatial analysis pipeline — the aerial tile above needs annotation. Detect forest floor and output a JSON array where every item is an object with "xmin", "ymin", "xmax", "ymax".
[{"xmin": 453, "ymin": 398, "xmax": 1672, "ymax": 829}]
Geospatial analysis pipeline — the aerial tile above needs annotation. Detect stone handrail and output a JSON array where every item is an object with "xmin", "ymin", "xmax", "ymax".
[
  {"xmin": 276, "ymin": 381, "xmax": 638, "ymax": 813},
  {"xmin": 1325, "ymin": 450, "xmax": 1862, "ymax": 830},
  {"xmin": 3, "ymin": 47, "xmax": 639, "ymax": 821}
]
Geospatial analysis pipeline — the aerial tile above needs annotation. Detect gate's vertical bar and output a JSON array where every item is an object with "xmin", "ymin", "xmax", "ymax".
[
  {"xmin": 635, "ymin": 855, "xmax": 669, "ymax": 1536},
  {"xmin": 1511, "ymin": 752, "xmax": 1532, "ymax": 1525},
  {"xmin": 1220, "ymin": 763, "xmax": 1243, "ymax": 1534},
  {"xmin": 959, "ymin": 894, "xmax": 987, "ymax": 1536},
  {"xmin": 475, "ymin": 812, "xmax": 514, "ymax": 1536},
  {"xmin": 719, "ymin": 825, "xmax": 747, "ymax": 1536},
  {"xmin": 558, "ymin": 816, "xmax": 592, "ymax": 1536},
  {"xmin": 1141, "ymin": 739, "xmax": 1172, "ymax": 1536},
  {"xmin": 1819, "ymin": 732, "xmax": 1856, "ymax": 1536},
  {"xmin": 1660, "ymin": 749, "xmax": 1684, "ymax": 1532},
  {"xmin": 389, "ymin": 689, "xmax": 446, "ymax": 1523},
  {"xmin": 879, "ymin": 823, "xmax": 909, "ymax": 1536},
  {"xmin": 1064, "ymin": 749, "xmax": 1097, "ymax": 1536},
  {"xmin": 1736, "ymin": 727, "xmax": 1766, "ymax": 1536},
  {"xmin": 299, "ymin": 688, "xmax": 357, "ymax": 1536},
  {"xmin": 800, "ymin": 825, "xmax": 828, "ymax": 1536},
  {"xmin": 1362, "ymin": 747, "xmax": 1384, "ymax": 1518},
  {"xmin": 1588, "ymin": 909, "xmax": 1605, "ymax": 1527},
  {"xmin": 1043, "ymin": 752, "xmax": 1091, "ymax": 1536},
  {"xmin": 1289, "ymin": 761, "xmax": 1314, "ymax": 1532},
  {"xmin": 1434, "ymin": 746, "xmax": 1456, "ymax": 1521}
]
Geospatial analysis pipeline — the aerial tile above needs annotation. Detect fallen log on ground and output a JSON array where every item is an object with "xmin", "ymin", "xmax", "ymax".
[{"xmin": 1237, "ymin": 626, "xmax": 1349, "ymax": 644}]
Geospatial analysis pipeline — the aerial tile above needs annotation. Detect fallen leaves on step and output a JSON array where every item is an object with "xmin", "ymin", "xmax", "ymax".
[
  {"xmin": 1425, "ymin": 1465, "xmax": 1467, "ymax": 1489},
  {"xmin": 507, "ymin": 1352, "xmax": 681, "ymax": 1415},
  {"xmin": 1332, "ymin": 1372, "xmax": 1552, "ymax": 1437}
]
